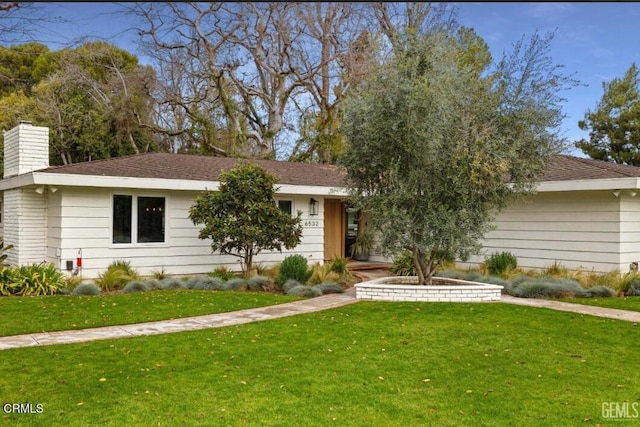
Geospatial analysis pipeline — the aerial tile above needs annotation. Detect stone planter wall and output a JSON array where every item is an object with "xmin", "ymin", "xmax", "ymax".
[{"xmin": 355, "ymin": 276, "xmax": 502, "ymax": 302}]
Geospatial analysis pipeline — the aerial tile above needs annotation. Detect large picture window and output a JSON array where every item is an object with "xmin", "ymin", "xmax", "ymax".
[{"xmin": 113, "ymin": 195, "xmax": 165, "ymax": 244}]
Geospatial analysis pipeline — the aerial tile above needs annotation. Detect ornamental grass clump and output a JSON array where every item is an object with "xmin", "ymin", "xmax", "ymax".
[
  {"xmin": 287, "ymin": 285, "xmax": 322, "ymax": 298},
  {"xmin": 312, "ymin": 282, "xmax": 344, "ymax": 295},
  {"xmin": 437, "ymin": 269, "xmax": 466, "ymax": 280},
  {"xmin": 282, "ymin": 279, "xmax": 302, "ymax": 294},
  {"xmin": 193, "ymin": 277, "xmax": 225, "ymax": 291},
  {"xmin": 484, "ymin": 252, "xmax": 518, "ymax": 276},
  {"xmin": 583, "ymin": 286, "xmax": 616, "ymax": 298},
  {"xmin": 122, "ymin": 280, "xmax": 151, "ymax": 293},
  {"xmin": 246, "ymin": 275, "xmax": 274, "ymax": 292},
  {"xmin": 209, "ymin": 266, "xmax": 236, "ymax": 281},
  {"xmin": 96, "ymin": 260, "xmax": 140, "ymax": 291},
  {"xmin": 509, "ymin": 277, "xmax": 586, "ymax": 299},
  {"xmin": 71, "ymin": 282, "xmax": 101, "ymax": 296},
  {"xmin": 158, "ymin": 277, "xmax": 186, "ymax": 290},
  {"xmin": 223, "ymin": 278, "xmax": 246, "ymax": 291}
]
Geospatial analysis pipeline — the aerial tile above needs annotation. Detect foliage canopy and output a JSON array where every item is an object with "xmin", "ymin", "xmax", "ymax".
[
  {"xmin": 189, "ymin": 162, "xmax": 303, "ymax": 274},
  {"xmin": 340, "ymin": 28, "xmax": 578, "ymax": 285}
]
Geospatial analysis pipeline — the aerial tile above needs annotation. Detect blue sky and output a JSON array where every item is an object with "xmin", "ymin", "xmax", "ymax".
[{"xmin": 17, "ymin": 2, "xmax": 640, "ymax": 156}]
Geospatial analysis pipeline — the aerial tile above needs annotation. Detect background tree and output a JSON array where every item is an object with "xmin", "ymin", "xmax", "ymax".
[
  {"xmin": 575, "ymin": 63, "xmax": 640, "ymax": 165},
  {"xmin": 189, "ymin": 162, "xmax": 303, "ymax": 274},
  {"xmin": 340, "ymin": 28, "xmax": 577, "ymax": 285}
]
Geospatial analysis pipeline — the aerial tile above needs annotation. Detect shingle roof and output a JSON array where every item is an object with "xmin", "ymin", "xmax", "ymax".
[
  {"xmin": 40, "ymin": 153, "xmax": 346, "ymax": 187},
  {"xmin": 543, "ymin": 155, "xmax": 640, "ymax": 181},
  {"xmin": 38, "ymin": 152, "xmax": 640, "ymax": 188}
]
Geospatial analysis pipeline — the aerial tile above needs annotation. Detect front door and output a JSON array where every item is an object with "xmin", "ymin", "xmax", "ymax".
[{"xmin": 324, "ymin": 199, "xmax": 345, "ymax": 260}]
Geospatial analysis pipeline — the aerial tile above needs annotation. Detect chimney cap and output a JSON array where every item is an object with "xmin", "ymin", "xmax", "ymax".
[{"xmin": 19, "ymin": 120, "xmax": 32, "ymax": 125}]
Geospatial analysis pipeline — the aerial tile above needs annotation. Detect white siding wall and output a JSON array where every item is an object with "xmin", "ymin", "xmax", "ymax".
[
  {"xmin": 3, "ymin": 188, "xmax": 48, "ymax": 265},
  {"xmin": 465, "ymin": 190, "xmax": 622, "ymax": 273},
  {"xmin": 619, "ymin": 191, "xmax": 640, "ymax": 269},
  {"xmin": 54, "ymin": 187, "xmax": 325, "ymax": 278},
  {"xmin": 371, "ymin": 190, "xmax": 628, "ymax": 274}
]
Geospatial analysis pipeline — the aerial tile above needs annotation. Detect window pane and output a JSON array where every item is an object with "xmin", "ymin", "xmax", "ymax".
[
  {"xmin": 278, "ymin": 200, "xmax": 292, "ymax": 215},
  {"xmin": 113, "ymin": 195, "xmax": 132, "ymax": 244},
  {"xmin": 138, "ymin": 197, "xmax": 165, "ymax": 243}
]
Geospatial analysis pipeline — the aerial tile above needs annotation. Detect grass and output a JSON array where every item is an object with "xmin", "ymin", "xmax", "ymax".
[
  {"xmin": 558, "ymin": 296, "xmax": 640, "ymax": 312},
  {"xmin": 1, "ymin": 302, "xmax": 639, "ymax": 426},
  {"xmin": 0, "ymin": 290, "xmax": 299, "ymax": 337}
]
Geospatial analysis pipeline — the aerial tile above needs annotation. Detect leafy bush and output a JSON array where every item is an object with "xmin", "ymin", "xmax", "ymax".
[
  {"xmin": 193, "ymin": 276, "xmax": 226, "ymax": 291},
  {"xmin": 286, "ymin": 285, "xmax": 322, "ymax": 298},
  {"xmin": 158, "ymin": 277, "xmax": 186, "ymax": 290},
  {"xmin": 71, "ymin": 282, "xmax": 101, "ymax": 296},
  {"xmin": 278, "ymin": 255, "xmax": 312, "ymax": 286},
  {"xmin": 96, "ymin": 260, "xmax": 140, "ymax": 291},
  {"xmin": 282, "ymin": 279, "xmax": 302, "ymax": 294},
  {"xmin": 0, "ymin": 238, "xmax": 14, "ymax": 266},
  {"xmin": 312, "ymin": 282, "xmax": 344, "ymax": 295},
  {"xmin": 9, "ymin": 263, "xmax": 66, "ymax": 296},
  {"xmin": 122, "ymin": 280, "xmax": 150, "ymax": 293},
  {"xmin": 223, "ymin": 278, "xmax": 246, "ymax": 291},
  {"xmin": 484, "ymin": 252, "xmax": 518, "ymax": 276},
  {"xmin": 209, "ymin": 266, "xmax": 237, "ymax": 281},
  {"xmin": 390, "ymin": 251, "xmax": 416, "ymax": 276},
  {"xmin": 246, "ymin": 275, "xmax": 274, "ymax": 292}
]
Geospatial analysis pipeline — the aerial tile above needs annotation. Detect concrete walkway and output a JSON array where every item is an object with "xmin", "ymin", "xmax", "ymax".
[{"xmin": 2, "ymin": 281, "xmax": 639, "ymax": 351}]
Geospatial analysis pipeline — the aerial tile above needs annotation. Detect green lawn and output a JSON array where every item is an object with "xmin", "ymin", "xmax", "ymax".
[
  {"xmin": 1, "ymin": 302, "xmax": 638, "ymax": 426},
  {"xmin": 0, "ymin": 290, "xmax": 299, "ymax": 336},
  {"xmin": 558, "ymin": 296, "xmax": 640, "ymax": 312}
]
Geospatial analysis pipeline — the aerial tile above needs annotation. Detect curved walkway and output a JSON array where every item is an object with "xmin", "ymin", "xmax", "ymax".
[{"xmin": 1, "ymin": 281, "xmax": 639, "ymax": 351}]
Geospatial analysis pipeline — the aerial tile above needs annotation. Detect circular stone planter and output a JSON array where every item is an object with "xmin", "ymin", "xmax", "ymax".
[{"xmin": 355, "ymin": 276, "xmax": 503, "ymax": 302}]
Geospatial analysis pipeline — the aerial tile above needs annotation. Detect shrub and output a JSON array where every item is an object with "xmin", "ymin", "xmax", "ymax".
[
  {"xmin": 583, "ymin": 286, "xmax": 615, "ymax": 298},
  {"xmin": 158, "ymin": 277, "xmax": 186, "ymax": 290},
  {"xmin": 484, "ymin": 252, "xmax": 518, "ymax": 276},
  {"xmin": 223, "ymin": 278, "xmax": 246, "ymax": 291},
  {"xmin": 283, "ymin": 279, "xmax": 302, "ymax": 293},
  {"xmin": 509, "ymin": 277, "xmax": 586, "ymax": 299},
  {"xmin": 312, "ymin": 282, "xmax": 345, "ymax": 295},
  {"xmin": 209, "ymin": 266, "xmax": 237, "ymax": 281},
  {"xmin": 308, "ymin": 263, "xmax": 340, "ymax": 285},
  {"xmin": 463, "ymin": 271, "xmax": 484, "ymax": 282},
  {"xmin": 10, "ymin": 263, "xmax": 65, "ymax": 296},
  {"xmin": 390, "ymin": 251, "xmax": 416, "ymax": 276},
  {"xmin": 151, "ymin": 267, "xmax": 169, "ymax": 280},
  {"xmin": 96, "ymin": 260, "xmax": 140, "ymax": 291},
  {"xmin": 246, "ymin": 275, "xmax": 274, "ymax": 292},
  {"xmin": 185, "ymin": 276, "xmax": 201, "ymax": 289},
  {"xmin": 437, "ymin": 269, "xmax": 466, "ymax": 280},
  {"xmin": 122, "ymin": 280, "xmax": 150, "ymax": 293},
  {"xmin": 193, "ymin": 277, "xmax": 226, "ymax": 291},
  {"xmin": 286, "ymin": 285, "xmax": 322, "ymax": 298},
  {"xmin": 71, "ymin": 282, "xmax": 101, "ymax": 296},
  {"xmin": 144, "ymin": 279, "xmax": 162, "ymax": 290},
  {"xmin": 625, "ymin": 277, "xmax": 640, "ymax": 296},
  {"xmin": 278, "ymin": 255, "xmax": 312, "ymax": 286},
  {"xmin": 328, "ymin": 257, "xmax": 348, "ymax": 275},
  {"xmin": 541, "ymin": 261, "xmax": 570, "ymax": 277}
]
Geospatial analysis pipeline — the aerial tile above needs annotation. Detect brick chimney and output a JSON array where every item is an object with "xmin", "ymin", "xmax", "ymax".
[{"xmin": 3, "ymin": 121, "xmax": 49, "ymax": 178}]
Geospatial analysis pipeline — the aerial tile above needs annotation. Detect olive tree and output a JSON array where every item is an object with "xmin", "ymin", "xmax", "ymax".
[
  {"xmin": 340, "ymin": 28, "xmax": 577, "ymax": 285},
  {"xmin": 189, "ymin": 162, "xmax": 303, "ymax": 274}
]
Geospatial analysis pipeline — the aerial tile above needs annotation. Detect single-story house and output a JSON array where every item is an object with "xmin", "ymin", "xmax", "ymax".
[
  {"xmin": 0, "ymin": 122, "xmax": 352, "ymax": 278},
  {"xmin": 3, "ymin": 121, "xmax": 640, "ymax": 278}
]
